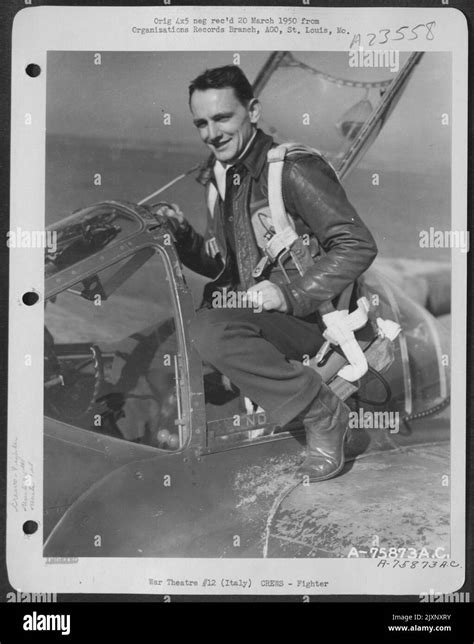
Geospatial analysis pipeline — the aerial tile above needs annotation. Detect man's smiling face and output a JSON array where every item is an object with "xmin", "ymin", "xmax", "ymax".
[{"xmin": 190, "ymin": 87, "xmax": 260, "ymax": 164}]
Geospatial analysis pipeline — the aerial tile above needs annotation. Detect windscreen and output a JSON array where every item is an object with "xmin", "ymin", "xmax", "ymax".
[
  {"xmin": 44, "ymin": 248, "xmax": 185, "ymax": 451},
  {"xmin": 256, "ymin": 51, "xmax": 411, "ymax": 169}
]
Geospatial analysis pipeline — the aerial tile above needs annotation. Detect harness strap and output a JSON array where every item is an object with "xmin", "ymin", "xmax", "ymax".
[
  {"xmin": 205, "ymin": 142, "xmax": 376, "ymax": 383},
  {"xmin": 267, "ymin": 144, "xmax": 299, "ymax": 244},
  {"xmin": 267, "ymin": 143, "xmax": 371, "ymax": 382}
]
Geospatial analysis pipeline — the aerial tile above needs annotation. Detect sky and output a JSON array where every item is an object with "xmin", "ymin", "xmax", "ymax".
[
  {"xmin": 46, "ymin": 51, "xmax": 451, "ymax": 175},
  {"xmin": 45, "ymin": 50, "xmax": 452, "ymax": 266}
]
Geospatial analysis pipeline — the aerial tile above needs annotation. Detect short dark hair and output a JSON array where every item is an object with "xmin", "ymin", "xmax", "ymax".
[{"xmin": 189, "ymin": 65, "xmax": 254, "ymax": 106}]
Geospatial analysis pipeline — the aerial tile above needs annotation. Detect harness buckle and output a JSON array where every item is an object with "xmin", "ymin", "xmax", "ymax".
[{"xmin": 252, "ymin": 255, "xmax": 270, "ymax": 279}]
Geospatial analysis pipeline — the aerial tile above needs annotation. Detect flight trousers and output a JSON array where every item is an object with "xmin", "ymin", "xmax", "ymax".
[{"xmin": 189, "ymin": 307, "xmax": 327, "ymax": 427}]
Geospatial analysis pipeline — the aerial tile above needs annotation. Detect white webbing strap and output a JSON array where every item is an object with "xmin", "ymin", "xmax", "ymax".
[
  {"xmin": 265, "ymin": 227, "xmax": 299, "ymax": 260},
  {"xmin": 322, "ymin": 298, "xmax": 370, "ymax": 382},
  {"xmin": 267, "ymin": 143, "xmax": 371, "ymax": 383},
  {"xmin": 266, "ymin": 143, "xmax": 331, "ymax": 256},
  {"xmin": 266, "ymin": 143, "xmax": 297, "ymax": 238}
]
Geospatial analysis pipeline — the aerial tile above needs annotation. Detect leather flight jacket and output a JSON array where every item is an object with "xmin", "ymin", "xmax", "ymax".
[{"xmin": 174, "ymin": 128, "xmax": 378, "ymax": 319}]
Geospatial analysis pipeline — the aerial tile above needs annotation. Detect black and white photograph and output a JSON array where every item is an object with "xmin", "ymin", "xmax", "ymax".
[
  {"xmin": 5, "ymin": 4, "xmax": 469, "ymax": 603},
  {"xmin": 41, "ymin": 48, "xmax": 455, "ymax": 560}
]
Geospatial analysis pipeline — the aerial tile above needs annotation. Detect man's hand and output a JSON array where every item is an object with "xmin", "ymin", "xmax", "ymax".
[
  {"xmin": 153, "ymin": 202, "xmax": 187, "ymax": 234},
  {"xmin": 246, "ymin": 280, "xmax": 288, "ymax": 313}
]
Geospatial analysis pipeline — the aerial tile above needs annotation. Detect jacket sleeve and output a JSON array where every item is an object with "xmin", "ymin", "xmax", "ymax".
[
  {"xmin": 280, "ymin": 154, "xmax": 378, "ymax": 318},
  {"xmin": 173, "ymin": 219, "xmax": 224, "ymax": 279}
]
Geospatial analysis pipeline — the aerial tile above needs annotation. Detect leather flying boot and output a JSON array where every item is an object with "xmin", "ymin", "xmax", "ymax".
[{"xmin": 297, "ymin": 382, "xmax": 350, "ymax": 482}]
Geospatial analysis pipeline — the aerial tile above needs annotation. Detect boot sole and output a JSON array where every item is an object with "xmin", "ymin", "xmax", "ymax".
[{"xmin": 302, "ymin": 425, "xmax": 349, "ymax": 483}]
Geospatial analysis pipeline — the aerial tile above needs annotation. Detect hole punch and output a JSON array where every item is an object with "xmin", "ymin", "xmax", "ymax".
[
  {"xmin": 25, "ymin": 64, "xmax": 41, "ymax": 78},
  {"xmin": 23, "ymin": 520, "xmax": 38, "ymax": 535},
  {"xmin": 22, "ymin": 291, "xmax": 39, "ymax": 306}
]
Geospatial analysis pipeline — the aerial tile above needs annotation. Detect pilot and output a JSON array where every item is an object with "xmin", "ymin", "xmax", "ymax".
[{"xmin": 158, "ymin": 65, "xmax": 377, "ymax": 481}]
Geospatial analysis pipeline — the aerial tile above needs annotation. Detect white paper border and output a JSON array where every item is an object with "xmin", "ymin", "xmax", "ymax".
[{"xmin": 7, "ymin": 5, "xmax": 468, "ymax": 595}]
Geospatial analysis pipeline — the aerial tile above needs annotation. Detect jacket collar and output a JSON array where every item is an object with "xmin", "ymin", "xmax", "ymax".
[
  {"xmin": 237, "ymin": 128, "xmax": 274, "ymax": 179},
  {"xmin": 196, "ymin": 128, "xmax": 274, "ymax": 186}
]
